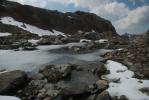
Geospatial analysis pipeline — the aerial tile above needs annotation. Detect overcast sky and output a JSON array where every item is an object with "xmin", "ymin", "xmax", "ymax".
[{"xmin": 9, "ymin": 0, "xmax": 149, "ymax": 34}]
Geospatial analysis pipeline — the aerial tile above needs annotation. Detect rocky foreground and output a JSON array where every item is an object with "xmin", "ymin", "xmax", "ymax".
[
  {"xmin": 0, "ymin": 31, "xmax": 149, "ymax": 100},
  {"xmin": 0, "ymin": 0, "xmax": 149, "ymax": 100}
]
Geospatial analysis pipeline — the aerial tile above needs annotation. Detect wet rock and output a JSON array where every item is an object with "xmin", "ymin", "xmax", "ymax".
[
  {"xmin": 0, "ymin": 70, "xmax": 28, "ymax": 94},
  {"xmin": 96, "ymin": 91, "xmax": 112, "ymax": 100},
  {"xmin": 40, "ymin": 64, "xmax": 72, "ymax": 82}
]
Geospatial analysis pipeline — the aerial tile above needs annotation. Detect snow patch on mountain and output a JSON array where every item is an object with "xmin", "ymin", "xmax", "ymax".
[
  {"xmin": 0, "ymin": 32, "xmax": 11, "ymax": 37},
  {"xmin": 0, "ymin": 17, "xmax": 65, "ymax": 36}
]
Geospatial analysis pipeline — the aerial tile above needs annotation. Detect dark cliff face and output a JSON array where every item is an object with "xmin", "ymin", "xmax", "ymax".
[{"xmin": 0, "ymin": 0, "xmax": 117, "ymax": 35}]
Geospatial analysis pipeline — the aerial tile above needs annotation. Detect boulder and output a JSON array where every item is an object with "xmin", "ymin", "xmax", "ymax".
[
  {"xmin": 38, "ymin": 37, "xmax": 52, "ymax": 45},
  {"xmin": 0, "ymin": 70, "xmax": 28, "ymax": 94},
  {"xmin": 84, "ymin": 32, "xmax": 100, "ymax": 40}
]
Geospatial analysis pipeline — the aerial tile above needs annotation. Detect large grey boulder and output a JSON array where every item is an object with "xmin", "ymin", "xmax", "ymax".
[
  {"xmin": 0, "ymin": 70, "xmax": 28, "ymax": 94},
  {"xmin": 84, "ymin": 32, "xmax": 101, "ymax": 40}
]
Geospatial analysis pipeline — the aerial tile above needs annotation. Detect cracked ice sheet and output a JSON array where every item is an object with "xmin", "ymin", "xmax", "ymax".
[{"xmin": 103, "ymin": 60, "xmax": 149, "ymax": 100}]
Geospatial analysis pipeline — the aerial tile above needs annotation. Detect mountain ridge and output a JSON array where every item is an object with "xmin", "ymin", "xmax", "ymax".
[{"xmin": 0, "ymin": 0, "xmax": 117, "ymax": 36}]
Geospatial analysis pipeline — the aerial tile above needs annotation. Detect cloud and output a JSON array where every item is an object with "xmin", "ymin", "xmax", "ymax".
[
  {"xmin": 8, "ymin": 0, "xmax": 149, "ymax": 34},
  {"xmin": 8, "ymin": 0, "xmax": 48, "ymax": 8},
  {"xmin": 115, "ymin": 6, "xmax": 149, "ymax": 34},
  {"xmin": 91, "ymin": 2, "xmax": 129, "ymax": 21}
]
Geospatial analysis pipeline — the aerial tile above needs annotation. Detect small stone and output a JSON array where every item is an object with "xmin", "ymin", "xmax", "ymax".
[
  {"xmin": 43, "ymin": 97, "xmax": 51, "ymax": 100},
  {"xmin": 46, "ymin": 89, "xmax": 60, "ymax": 97},
  {"xmin": 37, "ymin": 92, "xmax": 46, "ymax": 98},
  {"xmin": 39, "ymin": 88, "xmax": 46, "ymax": 93},
  {"xmin": 96, "ymin": 80, "xmax": 109, "ymax": 90}
]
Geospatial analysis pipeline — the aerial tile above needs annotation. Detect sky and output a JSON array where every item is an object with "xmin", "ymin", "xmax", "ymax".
[{"xmin": 9, "ymin": 0, "xmax": 149, "ymax": 35}]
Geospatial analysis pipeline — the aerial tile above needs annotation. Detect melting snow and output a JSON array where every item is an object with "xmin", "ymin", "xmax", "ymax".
[
  {"xmin": 0, "ymin": 96, "xmax": 20, "ymax": 100},
  {"xmin": 0, "ymin": 32, "xmax": 11, "ymax": 37},
  {"xmin": 28, "ymin": 39, "xmax": 39, "ymax": 45},
  {"xmin": 95, "ymin": 39, "xmax": 108, "ymax": 43},
  {"xmin": 80, "ymin": 39, "xmax": 91, "ymax": 43},
  {"xmin": 0, "ymin": 17, "xmax": 65, "ymax": 36},
  {"xmin": 68, "ymin": 16, "xmax": 73, "ymax": 19},
  {"xmin": 103, "ymin": 60, "xmax": 149, "ymax": 100}
]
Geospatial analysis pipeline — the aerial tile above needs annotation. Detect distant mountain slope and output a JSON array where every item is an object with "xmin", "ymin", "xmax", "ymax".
[{"xmin": 0, "ymin": 0, "xmax": 117, "ymax": 36}]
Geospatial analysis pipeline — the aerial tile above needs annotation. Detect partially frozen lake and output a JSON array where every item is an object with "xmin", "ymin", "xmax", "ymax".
[{"xmin": 0, "ymin": 43, "xmax": 109, "ymax": 72}]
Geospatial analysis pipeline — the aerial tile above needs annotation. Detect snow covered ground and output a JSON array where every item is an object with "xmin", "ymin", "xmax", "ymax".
[
  {"xmin": 0, "ymin": 32, "xmax": 11, "ymax": 37},
  {"xmin": 103, "ymin": 60, "xmax": 149, "ymax": 100},
  {"xmin": 0, "ymin": 96, "xmax": 20, "ymax": 100},
  {"xmin": 0, "ymin": 17, "xmax": 65, "ymax": 36}
]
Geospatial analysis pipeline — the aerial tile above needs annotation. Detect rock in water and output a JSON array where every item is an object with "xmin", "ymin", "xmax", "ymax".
[{"xmin": 0, "ymin": 70, "xmax": 28, "ymax": 94}]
